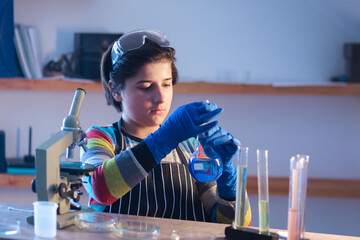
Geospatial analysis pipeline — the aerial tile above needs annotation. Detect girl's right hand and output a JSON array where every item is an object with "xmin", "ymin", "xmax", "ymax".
[{"xmin": 144, "ymin": 101, "xmax": 223, "ymax": 163}]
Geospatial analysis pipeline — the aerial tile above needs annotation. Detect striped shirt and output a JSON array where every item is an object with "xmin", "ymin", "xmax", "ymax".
[{"xmin": 80, "ymin": 120, "xmax": 251, "ymax": 224}]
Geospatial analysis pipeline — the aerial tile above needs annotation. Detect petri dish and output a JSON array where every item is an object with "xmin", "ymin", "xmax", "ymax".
[
  {"xmin": 74, "ymin": 212, "xmax": 118, "ymax": 232},
  {"xmin": 0, "ymin": 221, "xmax": 20, "ymax": 236},
  {"xmin": 171, "ymin": 229, "xmax": 216, "ymax": 240},
  {"xmin": 114, "ymin": 221, "xmax": 160, "ymax": 239}
]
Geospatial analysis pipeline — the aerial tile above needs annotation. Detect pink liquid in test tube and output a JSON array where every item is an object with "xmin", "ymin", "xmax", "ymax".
[{"xmin": 287, "ymin": 155, "xmax": 309, "ymax": 240}]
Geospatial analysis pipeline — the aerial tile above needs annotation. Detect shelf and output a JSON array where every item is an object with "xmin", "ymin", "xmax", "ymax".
[
  {"xmin": 0, "ymin": 78, "xmax": 103, "ymax": 92},
  {"xmin": 175, "ymin": 82, "xmax": 360, "ymax": 96},
  {"xmin": 1, "ymin": 78, "xmax": 360, "ymax": 95},
  {"xmin": 0, "ymin": 173, "xmax": 34, "ymax": 188}
]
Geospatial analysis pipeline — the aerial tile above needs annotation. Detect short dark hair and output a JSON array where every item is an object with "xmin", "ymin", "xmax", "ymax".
[{"xmin": 101, "ymin": 39, "xmax": 178, "ymax": 112}]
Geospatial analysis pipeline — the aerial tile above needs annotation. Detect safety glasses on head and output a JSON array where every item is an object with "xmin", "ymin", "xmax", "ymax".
[{"xmin": 111, "ymin": 29, "xmax": 171, "ymax": 66}]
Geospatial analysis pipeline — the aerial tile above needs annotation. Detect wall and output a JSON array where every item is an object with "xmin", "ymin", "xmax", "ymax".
[
  {"xmin": 13, "ymin": 0, "xmax": 360, "ymax": 84},
  {"xmin": 9, "ymin": 0, "xmax": 360, "ymax": 178},
  {"xmin": 2, "ymin": 0, "xmax": 360, "ymax": 237}
]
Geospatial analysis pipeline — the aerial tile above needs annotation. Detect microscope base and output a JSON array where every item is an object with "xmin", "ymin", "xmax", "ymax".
[{"xmin": 26, "ymin": 207, "xmax": 95, "ymax": 229}]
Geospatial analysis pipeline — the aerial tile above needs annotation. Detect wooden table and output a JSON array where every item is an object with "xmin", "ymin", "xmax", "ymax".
[{"xmin": 0, "ymin": 203, "xmax": 359, "ymax": 240}]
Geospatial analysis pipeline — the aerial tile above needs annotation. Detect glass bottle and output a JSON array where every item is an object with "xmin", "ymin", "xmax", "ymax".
[{"xmin": 188, "ymin": 135, "xmax": 223, "ymax": 182}]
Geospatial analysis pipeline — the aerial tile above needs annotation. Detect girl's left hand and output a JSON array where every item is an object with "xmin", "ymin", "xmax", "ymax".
[
  {"xmin": 198, "ymin": 127, "xmax": 240, "ymax": 199},
  {"xmin": 198, "ymin": 127, "xmax": 240, "ymax": 165}
]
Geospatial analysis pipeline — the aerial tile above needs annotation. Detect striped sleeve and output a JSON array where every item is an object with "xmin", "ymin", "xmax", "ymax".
[{"xmin": 81, "ymin": 125, "xmax": 157, "ymax": 206}]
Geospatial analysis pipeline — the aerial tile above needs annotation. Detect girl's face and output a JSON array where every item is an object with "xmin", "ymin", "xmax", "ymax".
[{"xmin": 116, "ymin": 60, "xmax": 173, "ymax": 137}]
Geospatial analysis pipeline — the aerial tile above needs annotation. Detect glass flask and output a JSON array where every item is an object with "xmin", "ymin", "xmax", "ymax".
[{"xmin": 188, "ymin": 135, "xmax": 223, "ymax": 182}]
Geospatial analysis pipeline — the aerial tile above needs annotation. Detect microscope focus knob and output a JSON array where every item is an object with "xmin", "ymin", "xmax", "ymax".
[
  {"xmin": 58, "ymin": 183, "xmax": 68, "ymax": 198},
  {"xmin": 31, "ymin": 179, "xmax": 36, "ymax": 193},
  {"xmin": 69, "ymin": 190, "xmax": 82, "ymax": 202}
]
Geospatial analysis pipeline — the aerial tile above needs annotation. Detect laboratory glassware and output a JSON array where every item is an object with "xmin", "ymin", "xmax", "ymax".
[
  {"xmin": 287, "ymin": 154, "xmax": 309, "ymax": 240},
  {"xmin": 114, "ymin": 221, "xmax": 160, "ymax": 239},
  {"xmin": 188, "ymin": 134, "xmax": 223, "ymax": 182},
  {"xmin": 0, "ymin": 219, "xmax": 20, "ymax": 236},
  {"xmin": 234, "ymin": 146, "xmax": 248, "ymax": 229},
  {"xmin": 257, "ymin": 149, "xmax": 270, "ymax": 234},
  {"xmin": 171, "ymin": 229, "xmax": 216, "ymax": 239},
  {"xmin": 33, "ymin": 201, "xmax": 58, "ymax": 238},
  {"xmin": 226, "ymin": 147, "xmax": 279, "ymax": 240},
  {"xmin": 74, "ymin": 212, "xmax": 118, "ymax": 232},
  {"xmin": 188, "ymin": 100, "xmax": 223, "ymax": 182}
]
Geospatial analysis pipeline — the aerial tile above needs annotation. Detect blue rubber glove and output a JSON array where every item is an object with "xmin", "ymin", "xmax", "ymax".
[
  {"xmin": 144, "ymin": 101, "xmax": 223, "ymax": 164},
  {"xmin": 198, "ymin": 127, "xmax": 241, "ymax": 199}
]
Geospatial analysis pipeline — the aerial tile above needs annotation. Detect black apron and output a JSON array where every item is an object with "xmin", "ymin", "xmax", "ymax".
[{"xmin": 104, "ymin": 122, "xmax": 211, "ymax": 222}]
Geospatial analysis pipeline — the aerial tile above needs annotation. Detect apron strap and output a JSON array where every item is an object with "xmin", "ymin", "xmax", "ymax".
[
  {"xmin": 175, "ymin": 144, "xmax": 190, "ymax": 171},
  {"xmin": 112, "ymin": 121, "xmax": 124, "ymax": 155}
]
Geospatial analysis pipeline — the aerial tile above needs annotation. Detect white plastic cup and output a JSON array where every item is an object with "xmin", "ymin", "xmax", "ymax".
[{"xmin": 33, "ymin": 201, "xmax": 58, "ymax": 238}]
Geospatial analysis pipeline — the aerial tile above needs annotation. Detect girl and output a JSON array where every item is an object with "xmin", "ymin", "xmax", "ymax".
[{"xmin": 81, "ymin": 29, "xmax": 251, "ymax": 225}]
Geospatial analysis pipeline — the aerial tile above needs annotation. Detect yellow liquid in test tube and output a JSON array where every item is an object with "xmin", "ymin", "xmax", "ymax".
[
  {"xmin": 258, "ymin": 200, "xmax": 269, "ymax": 234},
  {"xmin": 234, "ymin": 165, "xmax": 247, "ymax": 228},
  {"xmin": 257, "ymin": 149, "xmax": 270, "ymax": 235}
]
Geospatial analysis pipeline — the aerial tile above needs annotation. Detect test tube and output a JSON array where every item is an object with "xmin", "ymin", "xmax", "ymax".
[
  {"xmin": 287, "ymin": 154, "xmax": 309, "ymax": 240},
  {"xmin": 256, "ymin": 149, "xmax": 269, "ymax": 234},
  {"xmin": 234, "ymin": 146, "xmax": 248, "ymax": 229}
]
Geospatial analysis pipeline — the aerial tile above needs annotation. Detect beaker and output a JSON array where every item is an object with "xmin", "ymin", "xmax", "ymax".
[
  {"xmin": 188, "ymin": 135, "xmax": 223, "ymax": 182},
  {"xmin": 33, "ymin": 201, "xmax": 58, "ymax": 238}
]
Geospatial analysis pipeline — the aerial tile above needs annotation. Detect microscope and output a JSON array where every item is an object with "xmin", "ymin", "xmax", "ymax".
[{"xmin": 27, "ymin": 88, "xmax": 96, "ymax": 228}]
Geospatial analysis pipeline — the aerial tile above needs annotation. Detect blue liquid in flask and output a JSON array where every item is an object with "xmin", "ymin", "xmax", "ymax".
[
  {"xmin": 189, "ymin": 134, "xmax": 223, "ymax": 182},
  {"xmin": 189, "ymin": 156, "xmax": 223, "ymax": 182}
]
